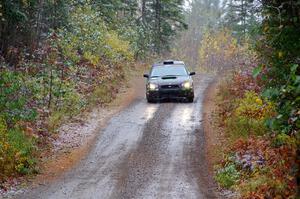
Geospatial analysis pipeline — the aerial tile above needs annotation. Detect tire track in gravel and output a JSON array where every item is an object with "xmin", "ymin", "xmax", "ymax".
[
  {"xmin": 111, "ymin": 75, "xmax": 218, "ymax": 199},
  {"xmin": 112, "ymin": 103, "xmax": 175, "ymax": 199}
]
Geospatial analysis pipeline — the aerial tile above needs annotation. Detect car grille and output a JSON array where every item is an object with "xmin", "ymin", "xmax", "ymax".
[{"xmin": 160, "ymin": 85, "xmax": 180, "ymax": 89}]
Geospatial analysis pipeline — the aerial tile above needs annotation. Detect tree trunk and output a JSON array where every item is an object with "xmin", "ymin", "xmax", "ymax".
[
  {"xmin": 48, "ymin": 68, "xmax": 53, "ymax": 109},
  {"xmin": 155, "ymin": 0, "xmax": 161, "ymax": 54}
]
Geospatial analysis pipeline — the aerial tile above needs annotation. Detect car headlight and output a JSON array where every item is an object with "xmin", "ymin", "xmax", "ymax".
[
  {"xmin": 182, "ymin": 81, "xmax": 192, "ymax": 89},
  {"xmin": 148, "ymin": 83, "xmax": 158, "ymax": 91}
]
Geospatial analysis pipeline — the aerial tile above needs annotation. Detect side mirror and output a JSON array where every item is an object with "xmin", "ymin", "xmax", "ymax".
[
  {"xmin": 143, "ymin": 74, "xmax": 149, "ymax": 78},
  {"xmin": 189, "ymin": 72, "xmax": 196, "ymax": 76}
]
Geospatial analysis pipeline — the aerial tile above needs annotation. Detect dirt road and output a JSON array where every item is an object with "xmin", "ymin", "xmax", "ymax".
[{"xmin": 16, "ymin": 75, "xmax": 217, "ymax": 199}]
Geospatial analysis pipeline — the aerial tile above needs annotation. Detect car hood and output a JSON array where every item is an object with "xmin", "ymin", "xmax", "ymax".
[{"xmin": 148, "ymin": 76, "xmax": 191, "ymax": 85}]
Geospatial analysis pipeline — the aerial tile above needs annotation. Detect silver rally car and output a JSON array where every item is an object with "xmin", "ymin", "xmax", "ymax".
[{"xmin": 143, "ymin": 60, "xmax": 195, "ymax": 103}]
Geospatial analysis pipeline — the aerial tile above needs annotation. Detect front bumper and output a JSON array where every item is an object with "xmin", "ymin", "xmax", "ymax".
[{"xmin": 147, "ymin": 88, "xmax": 194, "ymax": 100}]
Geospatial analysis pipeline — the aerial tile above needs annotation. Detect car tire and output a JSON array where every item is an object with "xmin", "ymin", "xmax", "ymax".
[
  {"xmin": 187, "ymin": 96, "xmax": 194, "ymax": 103},
  {"xmin": 147, "ymin": 98, "xmax": 155, "ymax": 103}
]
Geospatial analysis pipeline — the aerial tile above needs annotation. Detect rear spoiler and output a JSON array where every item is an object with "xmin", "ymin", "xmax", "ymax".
[{"xmin": 163, "ymin": 61, "xmax": 174, "ymax": 65}]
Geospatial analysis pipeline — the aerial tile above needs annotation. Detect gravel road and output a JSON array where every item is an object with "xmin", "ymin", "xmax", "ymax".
[{"xmin": 16, "ymin": 75, "xmax": 218, "ymax": 199}]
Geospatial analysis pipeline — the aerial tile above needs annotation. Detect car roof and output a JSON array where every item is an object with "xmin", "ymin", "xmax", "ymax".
[{"xmin": 152, "ymin": 60, "xmax": 185, "ymax": 67}]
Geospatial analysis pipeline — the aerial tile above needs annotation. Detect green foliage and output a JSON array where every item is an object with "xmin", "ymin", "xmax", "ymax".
[
  {"xmin": 0, "ymin": 0, "xmax": 187, "ymax": 185},
  {"xmin": 90, "ymin": 0, "xmax": 138, "ymax": 29},
  {"xmin": 272, "ymin": 133, "xmax": 297, "ymax": 148},
  {"xmin": 0, "ymin": 0, "xmax": 69, "ymax": 61},
  {"xmin": 0, "ymin": 71, "xmax": 38, "ymax": 179},
  {"xmin": 89, "ymin": 85, "xmax": 113, "ymax": 105},
  {"xmin": 48, "ymin": 89, "xmax": 83, "ymax": 132},
  {"xmin": 221, "ymin": 0, "xmax": 259, "ymax": 41},
  {"xmin": 148, "ymin": 0, "xmax": 187, "ymax": 54},
  {"xmin": 0, "ymin": 70, "xmax": 37, "ymax": 126},
  {"xmin": 226, "ymin": 117, "xmax": 266, "ymax": 138},
  {"xmin": 235, "ymin": 91, "xmax": 274, "ymax": 120},
  {"xmin": 0, "ymin": 118, "xmax": 36, "ymax": 180},
  {"xmin": 119, "ymin": 0, "xmax": 188, "ymax": 56},
  {"xmin": 7, "ymin": 128, "xmax": 37, "ymax": 174},
  {"xmin": 57, "ymin": 5, "xmax": 133, "ymax": 65},
  {"xmin": 225, "ymin": 91, "xmax": 275, "ymax": 138},
  {"xmin": 198, "ymin": 29, "xmax": 256, "ymax": 72},
  {"xmin": 256, "ymin": 1, "xmax": 300, "ymax": 135},
  {"xmin": 198, "ymin": 29, "xmax": 238, "ymax": 71},
  {"xmin": 216, "ymin": 71, "xmax": 298, "ymax": 198},
  {"xmin": 105, "ymin": 32, "xmax": 133, "ymax": 62},
  {"xmin": 212, "ymin": 1, "xmax": 300, "ymax": 198},
  {"xmin": 1, "ymin": 0, "xmax": 187, "ymax": 63},
  {"xmin": 238, "ymin": 175, "xmax": 284, "ymax": 197},
  {"xmin": 263, "ymin": 65, "xmax": 300, "ymax": 134},
  {"xmin": 47, "ymin": 111, "xmax": 65, "ymax": 133},
  {"xmin": 252, "ymin": 65, "xmax": 262, "ymax": 78},
  {"xmin": 89, "ymin": 78, "xmax": 119, "ymax": 105},
  {"xmin": 215, "ymin": 162, "xmax": 240, "ymax": 189}
]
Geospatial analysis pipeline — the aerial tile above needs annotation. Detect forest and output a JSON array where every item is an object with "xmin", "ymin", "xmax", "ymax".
[{"xmin": 0, "ymin": 0, "xmax": 299, "ymax": 198}]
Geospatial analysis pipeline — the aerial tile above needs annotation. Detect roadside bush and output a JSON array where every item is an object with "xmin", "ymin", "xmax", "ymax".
[
  {"xmin": 0, "ymin": 69, "xmax": 38, "ymax": 182},
  {"xmin": 227, "ymin": 70, "xmax": 262, "ymax": 98},
  {"xmin": 198, "ymin": 29, "xmax": 257, "ymax": 72},
  {"xmin": 199, "ymin": 29, "xmax": 239, "ymax": 72},
  {"xmin": 215, "ymin": 70, "xmax": 297, "ymax": 198},
  {"xmin": 48, "ymin": 82, "xmax": 84, "ymax": 132},
  {"xmin": 0, "ymin": 119, "xmax": 11, "ymax": 179},
  {"xmin": 255, "ymin": 0, "xmax": 299, "ymax": 152},
  {"xmin": 226, "ymin": 117, "xmax": 267, "ymax": 138},
  {"xmin": 0, "ymin": 0, "xmax": 137, "ymax": 186},
  {"xmin": 225, "ymin": 91, "xmax": 275, "ymax": 138},
  {"xmin": 41, "ymin": 5, "xmax": 134, "ymax": 133},
  {"xmin": 233, "ymin": 137, "xmax": 297, "ymax": 198},
  {"xmin": 213, "ymin": 2, "xmax": 300, "ymax": 197},
  {"xmin": 215, "ymin": 162, "xmax": 240, "ymax": 189},
  {"xmin": 57, "ymin": 5, "xmax": 133, "ymax": 67},
  {"xmin": 262, "ymin": 64, "xmax": 300, "ymax": 135},
  {"xmin": 7, "ymin": 128, "xmax": 37, "ymax": 174},
  {"xmin": 88, "ymin": 77, "xmax": 120, "ymax": 106},
  {"xmin": 0, "ymin": 70, "xmax": 37, "ymax": 126},
  {"xmin": 0, "ymin": 118, "xmax": 37, "ymax": 181},
  {"xmin": 215, "ymin": 136, "xmax": 297, "ymax": 198},
  {"xmin": 235, "ymin": 91, "xmax": 274, "ymax": 120}
]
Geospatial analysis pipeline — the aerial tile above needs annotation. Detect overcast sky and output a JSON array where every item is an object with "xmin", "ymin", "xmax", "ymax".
[{"xmin": 184, "ymin": 0, "xmax": 191, "ymax": 9}]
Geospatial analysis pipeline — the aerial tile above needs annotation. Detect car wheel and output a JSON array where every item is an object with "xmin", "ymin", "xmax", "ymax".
[
  {"xmin": 187, "ymin": 96, "xmax": 194, "ymax": 103},
  {"xmin": 147, "ymin": 98, "xmax": 155, "ymax": 103}
]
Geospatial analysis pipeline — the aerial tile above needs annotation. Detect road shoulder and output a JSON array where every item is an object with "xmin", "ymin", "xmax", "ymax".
[
  {"xmin": 36, "ymin": 73, "xmax": 145, "ymax": 185},
  {"xmin": 2, "ymin": 67, "xmax": 146, "ymax": 197}
]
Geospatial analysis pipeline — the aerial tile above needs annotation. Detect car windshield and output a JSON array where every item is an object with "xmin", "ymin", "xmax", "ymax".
[{"xmin": 150, "ymin": 65, "xmax": 188, "ymax": 77}]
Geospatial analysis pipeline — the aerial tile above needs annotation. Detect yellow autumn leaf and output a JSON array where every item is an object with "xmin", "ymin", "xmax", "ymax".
[
  {"xmin": 264, "ymin": 26, "xmax": 269, "ymax": 32},
  {"xmin": 255, "ymin": 98, "xmax": 263, "ymax": 105}
]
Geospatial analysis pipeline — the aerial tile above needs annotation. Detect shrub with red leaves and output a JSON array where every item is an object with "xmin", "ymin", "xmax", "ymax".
[
  {"xmin": 231, "ymin": 137, "xmax": 297, "ymax": 198},
  {"xmin": 215, "ymin": 69, "xmax": 298, "ymax": 199},
  {"xmin": 228, "ymin": 68, "xmax": 263, "ymax": 98}
]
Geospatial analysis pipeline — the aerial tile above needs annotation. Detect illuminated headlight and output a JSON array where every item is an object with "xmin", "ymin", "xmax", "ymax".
[
  {"xmin": 182, "ymin": 81, "xmax": 192, "ymax": 89},
  {"xmin": 148, "ymin": 83, "xmax": 158, "ymax": 91}
]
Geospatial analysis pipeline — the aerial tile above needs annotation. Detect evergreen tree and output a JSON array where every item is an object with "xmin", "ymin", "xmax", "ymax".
[
  {"xmin": 222, "ymin": 0, "xmax": 259, "ymax": 41},
  {"xmin": 0, "ymin": 0, "xmax": 188, "ymax": 62},
  {"xmin": 172, "ymin": 0, "xmax": 222, "ymax": 66},
  {"xmin": 0, "ymin": 0, "xmax": 69, "ymax": 62},
  {"xmin": 150, "ymin": 0, "xmax": 187, "ymax": 54}
]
